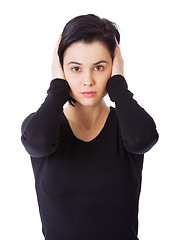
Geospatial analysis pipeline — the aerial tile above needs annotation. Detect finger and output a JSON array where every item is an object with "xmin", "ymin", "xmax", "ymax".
[
  {"xmin": 57, "ymin": 34, "xmax": 62, "ymax": 45},
  {"xmin": 54, "ymin": 34, "xmax": 62, "ymax": 54},
  {"xmin": 114, "ymin": 36, "xmax": 119, "ymax": 46},
  {"xmin": 113, "ymin": 37, "xmax": 119, "ymax": 57},
  {"xmin": 114, "ymin": 38, "xmax": 123, "ymax": 59}
]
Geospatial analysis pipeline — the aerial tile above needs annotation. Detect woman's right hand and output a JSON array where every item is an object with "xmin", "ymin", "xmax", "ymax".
[{"xmin": 51, "ymin": 34, "xmax": 65, "ymax": 79}]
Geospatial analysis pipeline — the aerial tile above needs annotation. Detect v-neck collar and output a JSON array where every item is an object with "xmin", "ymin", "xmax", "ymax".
[{"xmin": 62, "ymin": 107, "xmax": 113, "ymax": 144}]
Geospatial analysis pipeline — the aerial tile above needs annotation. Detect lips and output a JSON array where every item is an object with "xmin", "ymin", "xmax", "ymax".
[{"xmin": 81, "ymin": 91, "xmax": 96, "ymax": 98}]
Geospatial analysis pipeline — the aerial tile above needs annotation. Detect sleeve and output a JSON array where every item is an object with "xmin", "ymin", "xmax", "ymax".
[
  {"xmin": 106, "ymin": 75, "xmax": 159, "ymax": 154},
  {"xmin": 21, "ymin": 79, "xmax": 70, "ymax": 158}
]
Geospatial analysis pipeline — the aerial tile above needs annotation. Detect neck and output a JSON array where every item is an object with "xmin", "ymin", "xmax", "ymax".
[{"xmin": 64, "ymin": 100, "xmax": 109, "ymax": 129}]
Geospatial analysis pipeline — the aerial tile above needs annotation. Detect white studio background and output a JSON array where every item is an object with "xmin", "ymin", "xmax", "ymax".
[{"xmin": 0, "ymin": 0, "xmax": 176, "ymax": 239}]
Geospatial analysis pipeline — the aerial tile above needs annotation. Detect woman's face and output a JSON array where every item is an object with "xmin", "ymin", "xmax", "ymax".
[{"xmin": 63, "ymin": 41, "xmax": 112, "ymax": 107}]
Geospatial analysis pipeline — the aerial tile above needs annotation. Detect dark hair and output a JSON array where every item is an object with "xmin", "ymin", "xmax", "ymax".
[{"xmin": 58, "ymin": 14, "xmax": 120, "ymax": 106}]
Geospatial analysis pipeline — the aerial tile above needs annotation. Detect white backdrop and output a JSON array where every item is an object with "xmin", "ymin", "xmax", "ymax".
[{"xmin": 0, "ymin": 0, "xmax": 176, "ymax": 239}]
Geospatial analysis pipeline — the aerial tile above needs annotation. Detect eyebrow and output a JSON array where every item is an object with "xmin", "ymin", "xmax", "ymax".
[
  {"xmin": 67, "ymin": 60, "xmax": 109, "ymax": 66},
  {"xmin": 93, "ymin": 60, "xmax": 109, "ymax": 65}
]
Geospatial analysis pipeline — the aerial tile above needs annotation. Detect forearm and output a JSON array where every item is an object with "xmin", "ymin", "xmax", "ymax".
[
  {"xmin": 107, "ymin": 75, "xmax": 159, "ymax": 154},
  {"xmin": 21, "ymin": 79, "xmax": 69, "ymax": 157}
]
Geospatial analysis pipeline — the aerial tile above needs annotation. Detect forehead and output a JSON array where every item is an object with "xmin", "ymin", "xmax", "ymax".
[{"xmin": 63, "ymin": 41, "xmax": 111, "ymax": 65}]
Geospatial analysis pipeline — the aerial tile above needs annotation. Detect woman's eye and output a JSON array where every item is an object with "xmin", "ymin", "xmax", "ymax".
[
  {"xmin": 94, "ymin": 65, "xmax": 104, "ymax": 71},
  {"xmin": 71, "ymin": 67, "xmax": 81, "ymax": 72}
]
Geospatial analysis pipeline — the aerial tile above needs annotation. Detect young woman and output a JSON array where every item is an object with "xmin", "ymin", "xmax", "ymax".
[{"xmin": 21, "ymin": 14, "xmax": 159, "ymax": 240}]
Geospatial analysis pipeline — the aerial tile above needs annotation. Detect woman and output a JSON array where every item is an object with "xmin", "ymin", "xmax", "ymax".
[{"xmin": 21, "ymin": 14, "xmax": 159, "ymax": 240}]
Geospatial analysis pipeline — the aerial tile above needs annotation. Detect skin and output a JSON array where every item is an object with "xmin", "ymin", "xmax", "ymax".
[{"xmin": 51, "ymin": 35, "xmax": 124, "ymax": 142}]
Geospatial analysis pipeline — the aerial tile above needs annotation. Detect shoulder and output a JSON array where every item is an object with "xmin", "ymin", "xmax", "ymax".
[
  {"xmin": 105, "ymin": 106, "xmax": 118, "ymax": 131},
  {"xmin": 109, "ymin": 106, "xmax": 117, "ymax": 119}
]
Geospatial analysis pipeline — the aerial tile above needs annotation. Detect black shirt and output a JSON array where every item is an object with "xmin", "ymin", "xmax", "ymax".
[{"xmin": 21, "ymin": 75, "xmax": 158, "ymax": 240}]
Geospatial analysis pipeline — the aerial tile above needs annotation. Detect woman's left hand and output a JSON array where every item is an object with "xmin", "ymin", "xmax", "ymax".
[{"xmin": 111, "ymin": 39, "xmax": 124, "ymax": 77}]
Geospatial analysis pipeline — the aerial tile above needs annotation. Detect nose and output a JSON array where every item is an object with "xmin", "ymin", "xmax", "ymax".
[{"xmin": 83, "ymin": 70, "xmax": 95, "ymax": 87}]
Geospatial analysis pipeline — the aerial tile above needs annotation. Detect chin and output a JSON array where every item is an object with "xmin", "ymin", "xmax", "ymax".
[{"xmin": 76, "ymin": 98, "xmax": 104, "ymax": 108}]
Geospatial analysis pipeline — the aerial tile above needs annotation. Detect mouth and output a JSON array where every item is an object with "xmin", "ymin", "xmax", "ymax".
[{"xmin": 81, "ymin": 91, "xmax": 96, "ymax": 98}]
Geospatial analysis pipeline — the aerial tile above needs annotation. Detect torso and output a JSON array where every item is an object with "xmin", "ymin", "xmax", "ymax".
[{"xmin": 31, "ymin": 107, "xmax": 144, "ymax": 239}]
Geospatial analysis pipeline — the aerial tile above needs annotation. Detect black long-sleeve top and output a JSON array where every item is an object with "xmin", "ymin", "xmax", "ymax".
[{"xmin": 21, "ymin": 75, "xmax": 158, "ymax": 240}]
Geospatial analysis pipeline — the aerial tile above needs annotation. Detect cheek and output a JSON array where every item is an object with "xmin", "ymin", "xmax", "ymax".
[
  {"xmin": 66, "ymin": 80, "xmax": 75, "ymax": 95},
  {"xmin": 107, "ymin": 65, "xmax": 113, "ymax": 78},
  {"xmin": 99, "ymin": 70, "xmax": 112, "ymax": 87},
  {"xmin": 63, "ymin": 69, "xmax": 77, "ymax": 89},
  {"xmin": 65, "ymin": 77, "xmax": 79, "ymax": 97}
]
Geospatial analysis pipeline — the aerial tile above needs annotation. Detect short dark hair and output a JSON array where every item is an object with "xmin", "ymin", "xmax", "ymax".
[{"xmin": 58, "ymin": 14, "xmax": 120, "ymax": 106}]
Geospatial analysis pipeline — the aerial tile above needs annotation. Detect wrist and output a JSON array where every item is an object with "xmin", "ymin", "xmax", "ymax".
[
  {"xmin": 52, "ymin": 72, "xmax": 65, "ymax": 80},
  {"xmin": 106, "ymin": 75, "xmax": 128, "ymax": 102},
  {"xmin": 111, "ymin": 68, "xmax": 124, "ymax": 77}
]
